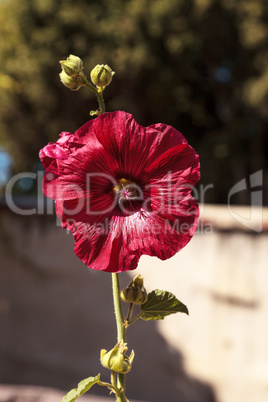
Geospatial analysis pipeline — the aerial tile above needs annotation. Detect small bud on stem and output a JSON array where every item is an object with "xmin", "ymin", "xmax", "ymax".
[
  {"xmin": 59, "ymin": 71, "xmax": 84, "ymax": 91},
  {"xmin": 100, "ymin": 341, "xmax": 134, "ymax": 374},
  {"xmin": 60, "ymin": 54, "xmax": 84, "ymax": 76},
  {"xmin": 90, "ymin": 64, "xmax": 115, "ymax": 90},
  {"xmin": 59, "ymin": 55, "xmax": 85, "ymax": 91},
  {"xmin": 120, "ymin": 274, "xmax": 148, "ymax": 305}
]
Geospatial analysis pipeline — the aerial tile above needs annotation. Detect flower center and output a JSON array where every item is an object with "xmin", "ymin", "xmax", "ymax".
[{"xmin": 114, "ymin": 178, "xmax": 139, "ymax": 202}]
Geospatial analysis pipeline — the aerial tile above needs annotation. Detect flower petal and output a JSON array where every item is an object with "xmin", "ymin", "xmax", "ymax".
[
  {"xmin": 42, "ymin": 143, "xmax": 117, "ymax": 201},
  {"xmin": 67, "ymin": 205, "xmax": 198, "ymax": 273},
  {"xmin": 90, "ymin": 111, "xmax": 188, "ymax": 180},
  {"xmin": 144, "ymin": 143, "xmax": 200, "ymax": 185},
  {"xmin": 40, "ymin": 111, "xmax": 200, "ymax": 272}
]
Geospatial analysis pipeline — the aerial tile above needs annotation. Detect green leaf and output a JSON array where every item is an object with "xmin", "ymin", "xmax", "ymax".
[
  {"xmin": 61, "ymin": 374, "xmax": 100, "ymax": 402},
  {"xmin": 140, "ymin": 289, "xmax": 188, "ymax": 321}
]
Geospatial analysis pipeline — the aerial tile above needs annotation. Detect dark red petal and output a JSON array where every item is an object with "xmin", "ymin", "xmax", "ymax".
[
  {"xmin": 39, "ymin": 131, "xmax": 75, "ymax": 170},
  {"xmin": 143, "ymin": 143, "xmax": 200, "ymax": 223},
  {"xmin": 90, "ymin": 111, "xmax": 188, "ymax": 179},
  {"xmin": 68, "ymin": 204, "xmax": 199, "ymax": 273},
  {"xmin": 57, "ymin": 131, "xmax": 73, "ymax": 145},
  {"xmin": 72, "ymin": 118, "xmax": 104, "ymax": 148},
  {"xmin": 74, "ymin": 225, "xmax": 120, "ymax": 272},
  {"xmin": 144, "ymin": 143, "xmax": 200, "ymax": 185},
  {"xmin": 42, "ymin": 143, "xmax": 117, "ymax": 200}
]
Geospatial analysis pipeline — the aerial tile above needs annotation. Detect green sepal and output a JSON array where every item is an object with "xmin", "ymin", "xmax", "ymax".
[
  {"xmin": 100, "ymin": 341, "xmax": 134, "ymax": 374},
  {"xmin": 61, "ymin": 374, "xmax": 100, "ymax": 402},
  {"xmin": 90, "ymin": 109, "xmax": 101, "ymax": 116},
  {"xmin": 140, "ymin": 289, "xmax": 188, "ymax": 320}
]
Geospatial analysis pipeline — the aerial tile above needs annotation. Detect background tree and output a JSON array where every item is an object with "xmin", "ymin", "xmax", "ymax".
[{"xmin": 0, "ymin": 0, "xmax": 267, "ymax": 204}]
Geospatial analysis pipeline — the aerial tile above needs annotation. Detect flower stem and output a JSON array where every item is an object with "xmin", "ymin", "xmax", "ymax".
[
  {"xmin": 127, "ymin": 312, "xmax": 143, "ymax": 327},
  {"xmin": 97, "ymin": 379, "xmax": 119, "ymax": 395},
  {"xmin": 125, "ymin": 303, "xmax": 134, "ymax": 325},
  {"xmin": 96, "ymin": 90, "xmax": 106, "ymax": 114},
  {"xmin": 112, "ymin": 273, "xmax": 126, "ymax": 402},
  {"xmin": 81, "ymin": 73, "xmax": 106, "ymax": 114}
]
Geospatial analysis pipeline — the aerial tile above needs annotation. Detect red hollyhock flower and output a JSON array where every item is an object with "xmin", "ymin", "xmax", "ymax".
[{"xmin": 40, "ymin": 111, "xmax": 200, "ymax": 273}]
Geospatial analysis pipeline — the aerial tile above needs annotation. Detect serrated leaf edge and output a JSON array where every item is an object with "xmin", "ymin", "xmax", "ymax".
[
  {"xmin": 140, "ymin": 289, "xmax": 188, "ymax": 320},
  {"xmin": 61, "ymin": 374, "xmax": 100, "ymax": 402}
]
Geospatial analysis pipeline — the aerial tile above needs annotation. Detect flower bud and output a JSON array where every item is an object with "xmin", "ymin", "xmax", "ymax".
[
  {"xmin": 90, "ymin": 64, "xmax": 115, "ymax": 88},
  {"xmin": 120, "ymin": 286, "xmax": 148, "ymax": 304},
  {"xmin": 59, "ymin": 70, "xmax": 84, "ymax": 91},
  {"xmin": 100, "ymin": 341, "xmax": 134, "ymax": 374},
  {"xmin": 132, "ymin": 274, "xmax": 144, "ymax": 288},
  {"xmin": 120, "ymin": 274, "xmax": 148, "ymax": 304},
  {"xmin": 60, "ymin": 55, "xmax": 83, "ymax": 76}
]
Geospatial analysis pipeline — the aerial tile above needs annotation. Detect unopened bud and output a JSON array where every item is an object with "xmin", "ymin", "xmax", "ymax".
[
  {"xmin": 60, "ymin": 55, "xmax": 83, "ymax": 76},
  {"xmin": 90, "ymin": 64, "xmax": 114, "ymax": 88},
  {"xmin": 100, "ymin": 341, "xmax": 134, "ymax": 374},
  {"xmin": 59, "ymin": 71, "xmax": 84, "ymax": 91},
  {"xmin": 120, "ymin": 286, "xmax": 148, "ymax": 304},
  {"xmin": 132, "ymin": 274, "xmax": 144, "ymax": 288},
  {"xmin": 120, "ymin": 274, "xmax": 148, "ymax": 304}
]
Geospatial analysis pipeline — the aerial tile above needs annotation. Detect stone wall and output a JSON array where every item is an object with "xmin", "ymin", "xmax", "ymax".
[{"xmin": 0, "ymin": 204, "xmax": 267, "ymax": 402}]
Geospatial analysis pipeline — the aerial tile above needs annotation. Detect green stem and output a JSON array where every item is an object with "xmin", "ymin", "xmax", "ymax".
[
  {"xmin": 97, "ymin": 379, "xmax": 119, "ymax": 395},
  {"xmin": 81, "ymin": 73, "xmax": 106, "ymax": 113},
  {"xmin": 112, "ymin": 273, "xmax": 126, "ymax": 402},
  {"xmin": 125, "ymin": 303, "xmax": 134, "ymax": 325},
  {"xmin": 111, "ymin": 371, "xmax": 117, "ymax": 390},
  {"xmin": 96, "ymin": 90, "xmax": 106, "ymax": 114},
  {"xmin": 127, "ymin": 312, "xmax": 143, "ymax": 327}
]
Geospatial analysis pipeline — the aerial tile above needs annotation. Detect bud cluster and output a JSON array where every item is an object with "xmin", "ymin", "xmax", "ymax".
[
  {"xmin": 59, "ymin": 54, "xmax": 85, "ymax": 91},
  {"xmin": 59, "ymin": 56, "xmax": 114, "ymax": 100}
]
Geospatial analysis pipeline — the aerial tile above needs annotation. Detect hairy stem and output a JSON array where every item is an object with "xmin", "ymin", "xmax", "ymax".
[{"xmin": 112, "ymin": 273, "xmax": 126, "ymax": 402}]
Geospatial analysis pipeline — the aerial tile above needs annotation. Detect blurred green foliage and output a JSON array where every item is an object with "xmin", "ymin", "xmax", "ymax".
[{"xmin": 0, "ymin": 0, "xmax": 267, "ymax": 203}]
